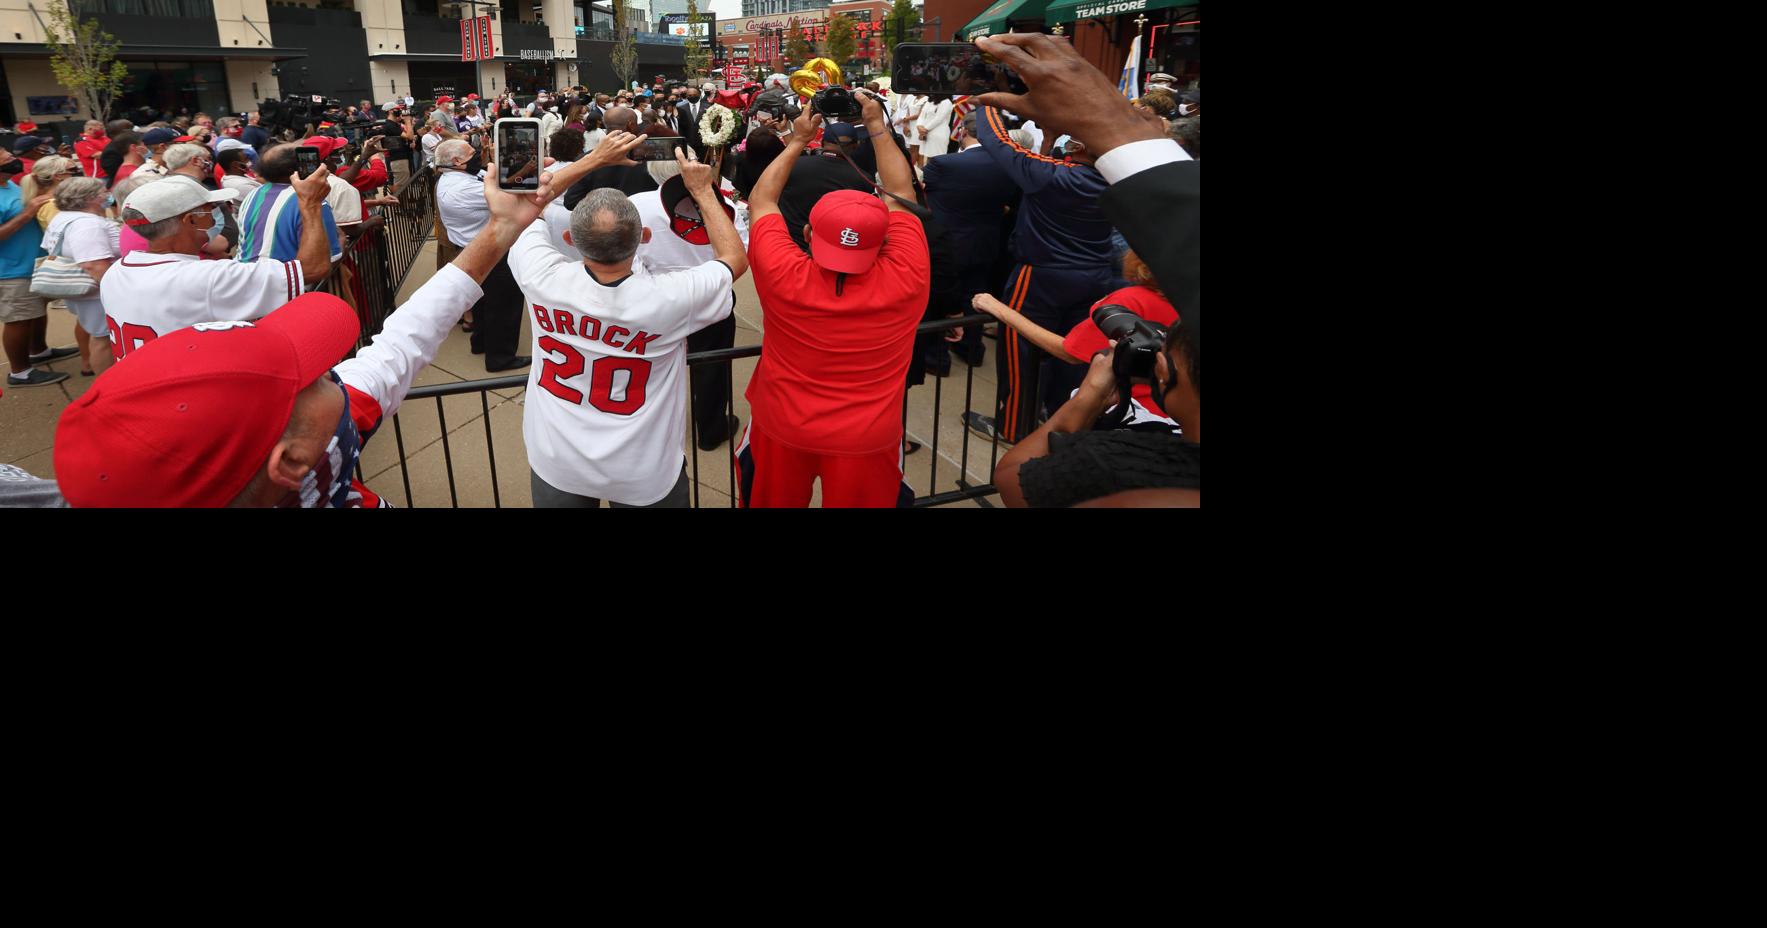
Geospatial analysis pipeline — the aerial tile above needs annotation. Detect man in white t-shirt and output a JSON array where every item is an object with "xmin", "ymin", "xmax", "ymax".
[
  {"xmin": 507, "ymin": 133, "xmax": 749, "ymax": 507},
  {"xmin": 629, "ymin": 162, "xmax": 746, "ymax": 451},
  {"xmin": 102, "ymin": 172, "xmax": 332, "ymax": 362}
]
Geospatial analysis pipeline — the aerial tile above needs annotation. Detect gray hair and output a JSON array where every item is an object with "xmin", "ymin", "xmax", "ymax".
[
  {"xmin": 120, "ymin": 206, "xmax": 185, "ymax": 241},
  {"xmin": 163, "ymin": 143, "xmax": 211, "ymax": 170},
  {"xmin": 110, "ymin": 172, "xmax": 161, "ymax": 206},
  {"xmin": 1171, "ymin": 115, "xmax": 1199, "ymax": 158},
  {"xmin": 435, "ymin": 138, "xmax": 473, "ymax": 168},
  {"xmin": 1008, "ymin": 129, "xmax": 1034, "ymax": 149},
  {"xmin": 55, "ymin": 176, "xmax": 108, "ymax": 212},
  {"xmin": 570, "ymin": 188, "xmax": 642, "ymax": 264},
  {"xmin": 646, "ymin": 159, "xmax": 682, "ymax": 185},
  {"xmin": 216, "ymin": 116, "xmax": 241, "ymax": 132}
]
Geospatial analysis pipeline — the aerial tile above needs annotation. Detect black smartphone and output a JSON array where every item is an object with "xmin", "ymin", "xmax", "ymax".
[
  {"xmin": 630, "ymin": 138, "xmax": 682, "ymax": 162},
  {"xmin": 495, "ymin": 117, "xmax": 542, "ymax": 192},
  {"xmin": 295, "ymin": 145, "xmax": 322, "ymax": 178},
  {"xmin": 892, "ymin": 43, "xmax": 1028, "ymax": 97}
]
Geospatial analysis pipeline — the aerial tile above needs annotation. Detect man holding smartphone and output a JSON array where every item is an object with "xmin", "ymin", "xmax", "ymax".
[
  {"xmin": 435, "ymin": 137, "xmax": 528, "ymax": 373},
  {"xmin": 509, "ymin": 133, "xmax": 748, "ymax": 508}
]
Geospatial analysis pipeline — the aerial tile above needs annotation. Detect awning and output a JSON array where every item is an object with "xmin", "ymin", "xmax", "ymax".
[
  {"xmin": 959, "ymin": 0, "xmax": 1055, "ymax": 41},
  {"xmin": 1044, "ymin": 0, "xmax": 1195, "ymax": 25}
]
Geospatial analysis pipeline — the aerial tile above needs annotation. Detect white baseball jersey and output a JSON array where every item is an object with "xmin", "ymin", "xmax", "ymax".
[
  {"xmin": 508, "ymin": 218, "xmax": 734, "ymax": 505},
  {"xmin": 100, "ymin": 252, "xmax": 304, "ymax": 362}
]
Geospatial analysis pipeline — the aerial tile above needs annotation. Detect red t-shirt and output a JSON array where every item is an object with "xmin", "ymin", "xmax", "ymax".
[
  {"xmin": 745, "ymin": 210, "xmax": 931, "ymax": 455},
  {"xmin": 349, "ymin": 155, "xmax": 389, "ymax": 194},
  {"xmin": 1062, "ymin": 285, "xmax": 1180, "ymax": 410},
  {"xmin": 113, "ymin": 163, "xmax": 138, "ymax": 185}
]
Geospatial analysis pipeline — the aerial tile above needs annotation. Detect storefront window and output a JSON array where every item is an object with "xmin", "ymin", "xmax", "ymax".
[{"xmin": 111, "ymin": 61, "xmax": 230, "ymax": 123}]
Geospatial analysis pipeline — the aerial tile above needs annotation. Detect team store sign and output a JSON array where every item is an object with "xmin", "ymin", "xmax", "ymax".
[{"xmin": 1074, "ymin": 0, "xmax": 1149, "ymax": 16}]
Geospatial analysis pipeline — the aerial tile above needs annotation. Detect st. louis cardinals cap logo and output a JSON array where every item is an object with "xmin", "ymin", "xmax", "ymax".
[
  {"xmin": 840, "ymin": 227, "xmax": 860, "ymax": 247},
  {"xmin": 191, "ymin": 321, "xmax": 256, "ymax": 332}
]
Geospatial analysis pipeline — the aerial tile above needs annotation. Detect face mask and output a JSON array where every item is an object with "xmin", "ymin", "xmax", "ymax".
[
  {"xmin": 463, "ymin": 154, "xmax": 484, "ymax": 174},
  {"xmin": 0, "ymin": 161, "xmax": 21, "ymax": 175},
  {"xmin": 103, "ymin": 194, "xmax": 115, "ymax": 208},
  {"xmin": 275, "ymin": 375, "xmax": 364, "ymax": 508},
  {"xmin": 1178, "ymin": 103, "xmax": 1196, "ymax": 117},
  {"xmin": 197, "ymin": 206, "xmax": 224, "ymax": 244}
]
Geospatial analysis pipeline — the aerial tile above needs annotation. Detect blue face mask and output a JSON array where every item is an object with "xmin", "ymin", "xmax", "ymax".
[
  {"xmin": 203, "ymin": 206, "xmax": 225, "ymax": 244},
  {"xmin": 103, "ymin": 194, "xmax": 115, "ymax": 208},
  {"xmin": 274, "ymin": 374, "xmax": 364, "ymax": 508}
]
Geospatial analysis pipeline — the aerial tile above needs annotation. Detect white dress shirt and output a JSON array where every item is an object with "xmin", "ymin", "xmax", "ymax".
[{"xmin": 435, "ymin": 168, "xmax": 490, "ymax": 248}]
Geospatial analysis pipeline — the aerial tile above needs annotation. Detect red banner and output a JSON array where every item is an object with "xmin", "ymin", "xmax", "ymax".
[
  {"xmin": 461, "ymin": 18, "xmax": 474, "ymax": 61},
  {"xmin": 478, "ymin": 16, "xmax": 494, "ymax": 62}
]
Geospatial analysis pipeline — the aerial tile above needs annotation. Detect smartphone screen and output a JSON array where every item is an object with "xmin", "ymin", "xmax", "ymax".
[
  {"xmin": 630, "ymin": 138, "xmax": 682, "ymax": 162},
  {"xmin": 892, "ymin": 43, "xmax": 1028, "ymax": 97},
  {"xmin": 496, "ymin": 119, "xmax": 541, "ymax": 192},
  {"xmin": 295, "ymin": 145, "xmax": 322, "ymax": 179}
]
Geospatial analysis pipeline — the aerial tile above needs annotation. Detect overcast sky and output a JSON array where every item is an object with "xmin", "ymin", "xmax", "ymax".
[{"xmin": 705, "ymin": 0, "xmax": 742, "ymax": 20}]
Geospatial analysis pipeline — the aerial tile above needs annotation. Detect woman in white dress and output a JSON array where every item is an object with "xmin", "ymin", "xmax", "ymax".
[
  {"xmin": 899, "ymin": 94, "xmax": 925, "ymax": 158},
  {"xmin": 916, "ymin": 94, "xmax": 954, "ymax": 166}
]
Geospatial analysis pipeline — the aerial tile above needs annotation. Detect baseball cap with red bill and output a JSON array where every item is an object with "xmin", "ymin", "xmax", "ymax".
[
  {"xmin": 54, "ymin": 293, "xmax": 361, "ymax": 507},
  {"xmin": 299, "ymin": 135, "xmax": 347, "ymax": 159},
  {"xmin": 659, "ymin": 174, "xmax": 735, "ymax": 246},
  {"xmin": 436, "ymin": 95, "xmax": 454, "ymax": 104},
  {"xmin": 807, "ymin": 190, "xmax": 888, "ymax": 274}
]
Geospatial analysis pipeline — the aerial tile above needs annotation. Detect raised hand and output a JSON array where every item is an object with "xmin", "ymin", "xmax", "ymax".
[{"xmin": 970, "ymin": 33, "xmax": 1165, "ymax": 157}]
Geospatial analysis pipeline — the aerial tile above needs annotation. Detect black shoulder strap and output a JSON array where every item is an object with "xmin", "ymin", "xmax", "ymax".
[{"xmin": 828, "ymin": 139, "xmax": 919, "ymax": 212}]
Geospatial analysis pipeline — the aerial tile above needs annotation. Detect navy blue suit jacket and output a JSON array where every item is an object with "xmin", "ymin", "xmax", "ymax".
[{"xmin": 922, "ymin": 144, "xmax": 1020, "ymax": 271}]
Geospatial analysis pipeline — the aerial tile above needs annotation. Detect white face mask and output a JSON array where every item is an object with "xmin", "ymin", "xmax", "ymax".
[{"xmin": 1178, "ymin": 103, "xmax": 1196, "ymax": 117}]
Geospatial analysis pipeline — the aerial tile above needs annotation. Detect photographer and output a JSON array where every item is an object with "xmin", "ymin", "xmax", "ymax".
[
  {"xmin": 775, "ymin": 105, "xmax": 882, "ymax": 255},
  {"xmin": 971, "ymin": 247, "xmax": 1177, "ymax": 426},
  {"xmin": 993, "ymin": 321, "xmax": 1200, "ymax": 508},
  {"xmin": 739, "ymin": 93, "xmax": 928, "ymax": 508}
]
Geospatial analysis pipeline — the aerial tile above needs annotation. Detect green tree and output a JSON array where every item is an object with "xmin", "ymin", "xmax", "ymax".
[
  {"xmin": 826, "ymin": 15, "xmax": 856, "ymax": 72},
  {"xmin": 879, "ymin": 0, "xmax": 920, "ymax": 71},
  {"xmin": 610, "ymin": 0, "xmax": 638, "ymax": 91},
  {"xmin": 681, "ymin": 0, "xmax": 712, "ymax": 80},
  {"xmin": 785, "ymin": 16, "xmax": 815, "ymax": 66},
  {"xmin": 44, "ymin": 2, "xmax": 129, "ymax": 121}
]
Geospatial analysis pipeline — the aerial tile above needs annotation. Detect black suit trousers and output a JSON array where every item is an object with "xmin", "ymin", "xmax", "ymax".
[{"xmin": 468, "ymin": 254, "xmax": 523, "ymax": 369}]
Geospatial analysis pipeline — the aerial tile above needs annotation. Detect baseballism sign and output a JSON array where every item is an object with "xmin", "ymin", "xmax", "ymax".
[
  {"xmin": 520, "ymin": 49, "xmax": 556, "ymax": 60},
  {"xmin": 1075, "ymin": 0, "xmax": 1148, "ymax": 17}
]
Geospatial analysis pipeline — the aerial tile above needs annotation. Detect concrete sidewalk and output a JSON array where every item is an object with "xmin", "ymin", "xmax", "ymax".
[{"xmin": 2, "ymin": 239, "xmax": 1007, "ymax": 507}]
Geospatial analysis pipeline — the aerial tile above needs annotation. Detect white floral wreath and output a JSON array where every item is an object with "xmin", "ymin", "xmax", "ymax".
[{"xmin": 700, "ymin": 104, "xmax": 740, "ymax": 148}]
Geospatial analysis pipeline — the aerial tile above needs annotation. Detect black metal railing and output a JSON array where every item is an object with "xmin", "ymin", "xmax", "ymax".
[
  {"xmin": 383, "ymin": 314, "xmax": 1005, "ymax": 508},
  {"xmin": 313, "ymin": 164, "xmax": 435, "ymax": 352}
]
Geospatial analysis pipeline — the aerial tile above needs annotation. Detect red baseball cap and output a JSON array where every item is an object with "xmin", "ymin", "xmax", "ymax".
[
  {"xmin": 436, "ymin": 95, "xmax": 454, "ymax": 104},
  {"xmin": 808, "ymin": 190, "xmax": 888, "ymax": 274},
  {"xmin": 299, "ymin": 135, "xmax": 346, "ymax": 159},
  {"xmin": 54, "ymin": 294, "xmax": 360, "ymax": 508}
]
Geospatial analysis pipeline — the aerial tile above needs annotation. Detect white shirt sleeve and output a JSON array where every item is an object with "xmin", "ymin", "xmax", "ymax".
[
  {"xmin": 208, "ymin": 258, "xmax": 305, "ymax": 320},
  {"xmin": 334, "ymin": 263, "xmax": 484, "ymax": 419},
  {"xmin": 1094, "ymin": 138, "xmax": 1193, "ymax": 186},
  {"xmin": 508, "ymin": 216, "xmax": 571, "ymax": 289},
  {"xmin": 656, "ymin": 260, "xmax": 735, "ymax": 334}
]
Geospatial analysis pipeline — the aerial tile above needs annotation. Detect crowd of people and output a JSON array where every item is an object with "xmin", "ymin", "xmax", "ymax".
[{"xmin": 1, "ymin": 32, "xmax": 1198, "ymax": 509}]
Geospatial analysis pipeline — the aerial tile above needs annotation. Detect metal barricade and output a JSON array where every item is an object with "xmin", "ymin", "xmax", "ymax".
[
  {"xmin": 312, "ymin": 165, "xmax": 435, "ymax": 353},
  {"xmin": 385, "ymin": 314, "xmax": 1005, "ymax": 508}
]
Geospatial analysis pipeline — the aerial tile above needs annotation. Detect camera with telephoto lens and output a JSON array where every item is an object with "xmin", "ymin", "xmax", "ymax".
[
  {"xmin": 810, "ymin": 85, "xmax": 861, "ymax": 122},
  {"xmin": 1091, "ymin": 304, "xmax": 1170, "ymax": 429}
]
